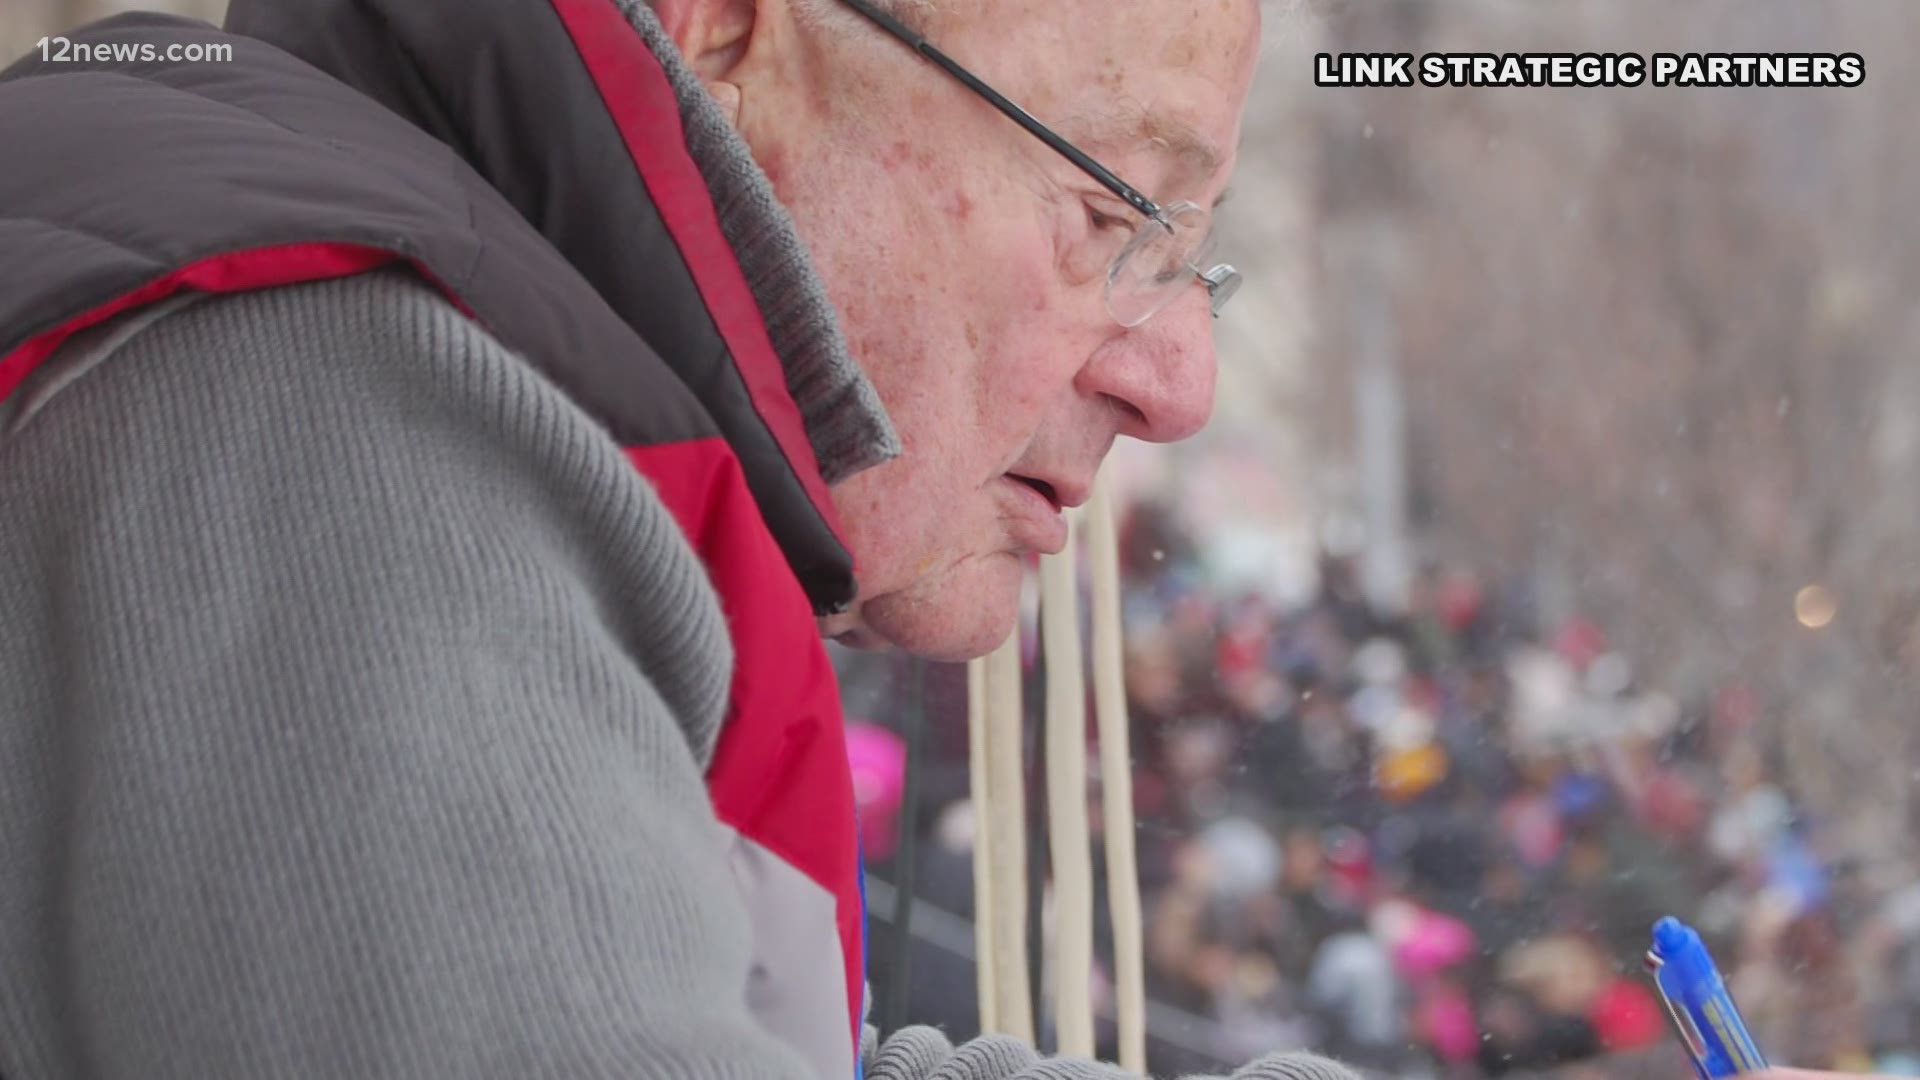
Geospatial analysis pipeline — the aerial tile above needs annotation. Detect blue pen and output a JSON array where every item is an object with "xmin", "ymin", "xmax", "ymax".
[{"xmin": 1645, "ymin": 916, "xmax": 1769, "ymax": 1079}]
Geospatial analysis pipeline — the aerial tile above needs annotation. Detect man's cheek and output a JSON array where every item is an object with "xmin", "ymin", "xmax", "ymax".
[{"xmin": 916, "ymin": 549, "xmax": 943, "ymax": 576}]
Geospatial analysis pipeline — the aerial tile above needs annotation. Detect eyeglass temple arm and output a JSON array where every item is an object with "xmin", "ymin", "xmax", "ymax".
[{"xmin": 837, "ymin": 0, "xmax": 1166, "ymax": 225}]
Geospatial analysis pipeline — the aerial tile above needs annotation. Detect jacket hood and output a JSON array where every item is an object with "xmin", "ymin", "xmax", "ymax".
[{"xmin": 223, "ymin": 0, "xmax": 899, "ymax": 609}]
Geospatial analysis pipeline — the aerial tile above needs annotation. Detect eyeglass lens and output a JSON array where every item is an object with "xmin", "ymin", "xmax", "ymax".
[{"xmin": 1106, "ymin": 202, "xmax": 1227, "ymax": 328}]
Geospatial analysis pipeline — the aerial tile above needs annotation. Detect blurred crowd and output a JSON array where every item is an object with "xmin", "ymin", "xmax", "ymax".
[{"xmin": 839, "ymin": 499, "xmax": 1920, "ymax": 1078}]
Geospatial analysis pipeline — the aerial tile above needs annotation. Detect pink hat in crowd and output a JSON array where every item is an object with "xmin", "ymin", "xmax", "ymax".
[
  {"xmin": 1394, "ymin": 908, "xmax": 1478, "ymax": 980},
  {"xmin": 845, "ymin": 721, "xmax": 908, "ymax": 859}
]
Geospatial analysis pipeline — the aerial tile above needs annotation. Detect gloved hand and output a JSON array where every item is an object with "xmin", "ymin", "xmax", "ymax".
[
  {"xmin": 861, "ymin": 1024, "xmax": 1364, "ymax": 1080},
  {"xmin": 1184, "ymin": 1054, "xmax": 1365, "ymax": 1080}
]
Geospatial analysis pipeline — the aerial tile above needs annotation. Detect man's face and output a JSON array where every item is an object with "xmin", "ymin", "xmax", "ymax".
[{"xmin": 738, "ymin": 0, "xmax": 1261, "ymax": 659}]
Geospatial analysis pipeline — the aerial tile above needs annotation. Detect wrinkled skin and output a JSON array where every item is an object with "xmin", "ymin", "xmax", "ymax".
[{"xmin": 656, "ymin": 0, "xmax": 1262, "ymax": 659}]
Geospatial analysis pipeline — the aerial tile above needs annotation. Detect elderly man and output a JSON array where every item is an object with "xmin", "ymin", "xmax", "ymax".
[{"xmin": 0, "ymin": 0, "xmax": 1354, "ymax": 1077}]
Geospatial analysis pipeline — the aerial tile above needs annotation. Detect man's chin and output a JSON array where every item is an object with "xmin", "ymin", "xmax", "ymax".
[{"xmin": 834, "ymin": 555, "xmax": 1024, "ymax": 662}]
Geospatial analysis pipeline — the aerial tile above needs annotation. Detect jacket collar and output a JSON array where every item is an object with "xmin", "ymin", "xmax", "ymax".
[
  {"xmin": 612, "ymin": 0, "xmax": 899, "ymax": 487},
  {"xmin": 224, "ymin": 0, "xmax": 897, "ymax": 607}
]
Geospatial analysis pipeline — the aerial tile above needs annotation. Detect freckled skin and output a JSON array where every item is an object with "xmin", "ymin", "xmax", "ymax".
[
  {"xmin": 708, "ymin": 0, "xmax": 1261, "ymax": 659},
  {"xmin": 1161, "ymin": 32, "xmax": 1202, "ymax": 70}
]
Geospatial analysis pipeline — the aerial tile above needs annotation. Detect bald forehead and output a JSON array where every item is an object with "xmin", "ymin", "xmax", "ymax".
[
  {"xmin": 929, "ymin": 0, "xmax": 1258, "ymax": 32},
  {"xmin": 902, "ymin": 0, "xmax": 1259, "ymax": 187},
  {"xmin": 929, "ymin": 0, "xmax": 1258, "ymax": 84}
]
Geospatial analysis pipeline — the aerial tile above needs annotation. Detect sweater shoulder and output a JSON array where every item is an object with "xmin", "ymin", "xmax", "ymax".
[
  {"xmin": 8, "ymin": 269, "xmax": 511, "ymax": 438},
  {"xmin": 0, "ymin": 267, "xmax": 734, "ymax": 762}
]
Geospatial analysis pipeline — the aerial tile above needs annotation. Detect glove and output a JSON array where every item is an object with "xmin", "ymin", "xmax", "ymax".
[
  {"xmin": 866, "ymin": 1026, "xmax": 1057, "ymax": 1080},
  {"xmin": 861, "ymin": 1025, "xmax": 1363, "ymax": 1080},
  {"xmin": 1186, "ymin": 1052, "xmax": 1370, "ymax": 1080}
]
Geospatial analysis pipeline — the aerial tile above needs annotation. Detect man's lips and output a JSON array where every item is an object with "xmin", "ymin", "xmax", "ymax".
[
  {"xmin": 1003, "ymin": 469, "xmax": 1093, "ymax": 511},
  {"xmin": 1010, "ymin": 473, "xmax": 1062, "ymax": 511},
  {"xmin": 1000, "ymin": 474, "xmax": 1069, "ymax": 554}
]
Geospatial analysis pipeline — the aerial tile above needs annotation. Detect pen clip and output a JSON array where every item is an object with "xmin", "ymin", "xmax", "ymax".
[{"xmin": 1648, "ymin": 949, "xmax": 1713, "ymax": 1075}]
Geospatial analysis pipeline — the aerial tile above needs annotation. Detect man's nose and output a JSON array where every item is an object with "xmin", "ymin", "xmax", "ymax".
[{"xmin": 1077, "ymin": 286, "xmax": 1218, "ymax": 444}]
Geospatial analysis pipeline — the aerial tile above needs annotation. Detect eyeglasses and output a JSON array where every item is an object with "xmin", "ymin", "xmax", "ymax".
[{"xmin": 836, "ymin": 0, "xmax": 1243, "ymax": 329}]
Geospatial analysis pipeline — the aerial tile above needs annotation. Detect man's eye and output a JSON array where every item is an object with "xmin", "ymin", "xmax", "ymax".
[
  {"xmin": 1063, "ymin": 202, "xmax": 1136, "ymax": 284},
  {"xmin": 1086, "ymin": 204, "xmax": 1132, "ymax": 233}
]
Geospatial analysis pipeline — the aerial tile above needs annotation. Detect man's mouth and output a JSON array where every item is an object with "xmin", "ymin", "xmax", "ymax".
[
  {"xmin": 1008, "ymin": 473, "xmax": 1062, "ymax": 512},
  {"xmin": 998, "ymin": 473, "xmax": 1070, "ymax": 554}
]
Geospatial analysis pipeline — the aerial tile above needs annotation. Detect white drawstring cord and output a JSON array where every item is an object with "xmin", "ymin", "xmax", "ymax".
[{"xmin": 968, "ymin": 468, "xmax": 1141, "ymax": 1070}]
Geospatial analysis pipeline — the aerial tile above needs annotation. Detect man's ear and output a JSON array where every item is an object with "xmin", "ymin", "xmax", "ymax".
[{"xmin": 650, "ymin": 0, "xmax": 758, "ymax": 84}]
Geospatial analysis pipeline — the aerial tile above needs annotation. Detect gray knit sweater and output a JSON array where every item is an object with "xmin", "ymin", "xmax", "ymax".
[
  {"xmin": 0, "ymin": 271, "xmax": 1362, "ymax": 1080},
  {"xmin": 0, "ymin": 271, "xmax": 779, "ymax": 1077}
]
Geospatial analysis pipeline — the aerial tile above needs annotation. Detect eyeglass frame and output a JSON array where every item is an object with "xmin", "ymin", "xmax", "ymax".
[{"xmin": 834, "ymin": 0, "xmax": 1243, "ymax": 326}]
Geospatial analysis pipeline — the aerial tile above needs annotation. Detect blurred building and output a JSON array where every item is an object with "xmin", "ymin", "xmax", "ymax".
[{"xmin": 5, "ymin": 0, "xmax": 226, "ymax": 62}]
